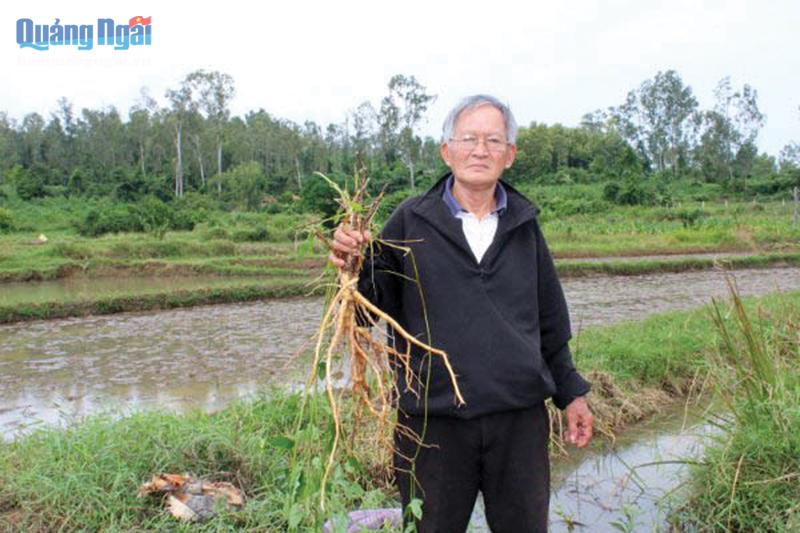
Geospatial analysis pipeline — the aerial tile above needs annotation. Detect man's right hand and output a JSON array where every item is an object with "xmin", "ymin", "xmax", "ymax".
[{"xmin": 328, "ymin": 226, "xmax": 371, "ymax": 268}]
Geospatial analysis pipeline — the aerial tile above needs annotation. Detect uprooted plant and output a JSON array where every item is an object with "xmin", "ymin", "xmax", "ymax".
[{"xmin": 306, "ymin": 169, "xmax": 465, "ymax": 512}]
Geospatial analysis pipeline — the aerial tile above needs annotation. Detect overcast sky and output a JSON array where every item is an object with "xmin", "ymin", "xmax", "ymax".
[{"xmin": 3, "ymin": 0, "xmax": 798, "ymax": 156}]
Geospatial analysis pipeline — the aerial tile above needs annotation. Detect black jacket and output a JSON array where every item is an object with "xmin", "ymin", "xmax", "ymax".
[{"xmin": 358, "ymin": 173, "xmax": 590, "ymax": 419}]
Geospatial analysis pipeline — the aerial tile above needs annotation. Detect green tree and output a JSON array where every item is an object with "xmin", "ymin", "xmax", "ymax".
[
  {"xmin": 185, "ymin": 70, "xmax": 236, "ymax": 190},
  {"xmin": 378, "ymin": 74, "xmax": 436, "ymax": 189},
  {"xmin": 696, "ymin": 77, "xmax": 765, "ymax": 188},
  {"xmin": 215, "ymin": 161, "xmax": 266, "ymax": 210},
  {"xmin": 165, "ymin": 79, "xmax": 197, "ymax": 197},
  {"xmin": 609, "ymin": 70, "xmax": 699, "ymax": 177},
  {"xmin": 128, "ymin": 88, "xmax": 159, "ymax": 181}
]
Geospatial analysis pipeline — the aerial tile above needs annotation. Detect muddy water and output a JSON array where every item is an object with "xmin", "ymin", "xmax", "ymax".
[
  {"xmin": 465, "ymin": 403, "xmax": 717, "ymax": 532},
  {"xmin": 0, "ymin": 275, "xmax": 294, "ymax": 307},
  {"xmin": 1, "ymin": 267, "xmax": 800, "ymax": 439},
  {"xmin": 564, "ymin": 266, "xmax": 800, "ymax": 328},
  {"xmin": 547, "ymin": 406, "xmax": 715, "ymax": 532},
  {"xmin": 0, "ymin": 298, "xmax": 321, "ymax": 437}
]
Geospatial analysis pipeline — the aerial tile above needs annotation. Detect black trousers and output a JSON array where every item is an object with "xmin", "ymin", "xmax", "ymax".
[{"xmin": 394, "ymin": 403, "xmax": 551, "ymax": 533}]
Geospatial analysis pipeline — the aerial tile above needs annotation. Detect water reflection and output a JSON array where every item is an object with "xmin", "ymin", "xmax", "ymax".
[{"xmin": 548, "ymin": 407, "xmax": 716, "ymax": 532}]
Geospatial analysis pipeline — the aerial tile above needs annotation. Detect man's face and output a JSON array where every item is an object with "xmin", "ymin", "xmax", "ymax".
[{"xmin": 440, "ymin": 104, "xmax": 516, "ymax": 188}]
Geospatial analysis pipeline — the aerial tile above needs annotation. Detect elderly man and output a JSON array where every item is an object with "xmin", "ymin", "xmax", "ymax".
[{"xmin": 330, "ymin": 94, "xmax": 592, "ymax": 532}]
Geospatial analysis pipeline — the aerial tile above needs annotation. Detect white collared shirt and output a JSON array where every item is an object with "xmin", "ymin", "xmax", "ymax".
[{"xmin": 456, "ymin": 210, "xmax": 498, "ymax": 264}]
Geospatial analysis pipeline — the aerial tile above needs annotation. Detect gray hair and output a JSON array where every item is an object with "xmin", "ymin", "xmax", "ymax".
[{"xmin": 441, "ymin": 94, "xmax": 518, "ymax": 144}]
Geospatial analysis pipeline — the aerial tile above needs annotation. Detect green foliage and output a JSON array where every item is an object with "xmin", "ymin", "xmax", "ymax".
[
  {"xmin": 0, "ymin": 69, "xmax": 785, "ymax": 222},
  {"xmin": 603, "ymin": 175, "xmax": 671, "ymax": 206},
  {"xmin": 0, "ymin": 207, "xmax": 13, "ymax": 232},
  {"xmin": 518, "ymin": 182, "xmax": 609, "ymax": 219},
  {"xmin": 376, "ymin": 188, "xmax": 416, "ymax": 223},
  {"xmin": 131, "ymin": 196, "xmax": 173, "ymax": 239},
  {"xmin": 232, "ymin": 226, "xmax": 270, "ymax": 242},
  {"xmin": 76, "ymin": 198, "xmax": 196, "ymax": 238},
  {"xmin": 214, "ymin": 161, "xmax": 269, "ymax": 211},
  {"xmin": 300, "ymin": 174, "xmax": 344, "ymax": 224},
  {"xmin": 66, "ymin": 168, "xmax": 85, "ymax": 196},
  {"xmin": 112, "ymin": 167, "xmax": 144, "ymax": 202},
  {"xmin": 679, "ymin": 290, "xmax": 800, "ymax": 531},
  {"xmin": 76, "ymin": 202, "xmax": 142, "ymax": 237},
  {"xmin": 174, "ymin": 191, "xmax": 221, "ymax": 218},
  {"xmin": 506, "ymin": 123, "xmax": 641, "ymax": 185},
  {"xmin": 674, "ymin": 207, "xmax": 707, "ymax": 228},
  {"xmin": 11, "ymin": 165, "xmax": 47, "ymax": 201}
]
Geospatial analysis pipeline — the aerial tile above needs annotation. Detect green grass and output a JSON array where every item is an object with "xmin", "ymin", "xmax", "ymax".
[
  {"xmin": 0, "ymin": 226, "xmax": 327, "ymax": 292},
  {"xmin": 3, "ymin": 197, "xmax": 799, "ymax": 274},
  {"xmin": 0, "ymin": 390, "xmax": 395, "ymax": 532},
  {"xmin": 0, "ymin": 280, "xmax": 325, "ymax": 323},
  {"xmin": 3, "ymin": 290, "xmax": 800, "ymax": 530},
  {"xmin": 673, "ymin": 284, "xmax": 800, "ymax": 532},
  {"xmin": 541, "ymin": 201, "xmax": 800, "ymax": 257},
  {"xmin": 556, "ymin": 252, "xmax": 800, "ymax": 277}
]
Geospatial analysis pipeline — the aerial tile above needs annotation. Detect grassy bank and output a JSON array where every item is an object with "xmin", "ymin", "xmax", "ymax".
[
  {"xmin": 555, "ymin": 251, "xmax": 800, "ymax": 278},
  {"xmin": 3, "ymin": 290, "xmax": 799, "ymax": 530},
  {"xmin": 0, "ymin": 279, "xmax": 324, "ymax": 323},
  {"xmin": 0, "ymin": 231, "xmax": 325, "ymax": 283},
  {"xmin": 538, "ymin": 199, "xmax": 800, "ymax": 258},
  {"xmin": 673, "ymin": 285, "xmax": 800, "ymax": 531}
]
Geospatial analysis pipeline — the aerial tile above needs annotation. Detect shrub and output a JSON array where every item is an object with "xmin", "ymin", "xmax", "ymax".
[
  {"xmin": 16, "ymin": 174, "xmax": 47, "ymax": 201},
  {"xmin": 300, "ymin": 175, "xmax": 343, "ymax": 223},
  {"xmin": 540, "ymin": 197, "xmax": 608, "ymax": 217},
  {"xmin": 174, "ymin": 192, "xmax": 220, "ymax": 221},
  {"xmin": 76, "ymin": 198, "xmax": 196, "ymax": 238},
  {"xmin": 376, "ymin": 189, "xmax": 416, "ymax": 223},
  {"xmin": 131, "ymin": 196, "xmax": 173, "ymax": 238},
  {"xmin": 674, "ymin": 208, "xmax": 707, "ymax": 228},
  {"xmin": 203, "ymin": 227, "xmax": 230, "ymax": 240},
  {"xmin": 0, "ymin": 207, "xmax": 13, "ymax": 232},
  {"xmin": 231, "ymin": 227, "xmax": 270, "ymax": 242},
  {"xmin": 602, "ymin": 182, "xmax": 621, "ymax": 203},
  {"xmin": 76, "ymin": 203, "xmax": 142, "ymax": 237}
]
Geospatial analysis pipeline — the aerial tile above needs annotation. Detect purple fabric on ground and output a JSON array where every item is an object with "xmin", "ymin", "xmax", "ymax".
[{"xmin": 322, "ymin": 508, "xmax": 402, "ymax": 532}]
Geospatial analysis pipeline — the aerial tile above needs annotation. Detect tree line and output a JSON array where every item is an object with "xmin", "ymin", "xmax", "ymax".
[{"xmin": 0, "ymin": 69, "xmax": 798, "ymax": 211}]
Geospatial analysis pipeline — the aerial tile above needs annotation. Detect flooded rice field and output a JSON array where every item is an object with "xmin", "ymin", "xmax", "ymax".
[
  {"xmin": 0, "ymin": 275, "xmax": 288, "ymax": 307},
  {"xmin": 1, "ymin": 266, "xmax": 798, "ymax": 438}
]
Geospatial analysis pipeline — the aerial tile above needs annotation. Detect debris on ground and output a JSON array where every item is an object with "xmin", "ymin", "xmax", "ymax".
[
  {"xmin": 137, "ymin": 473, "xmax": 244, "ymax": 522},
  {"xmin": 322, "ymin": 508, "xmax": 402, "ymax": 532}
]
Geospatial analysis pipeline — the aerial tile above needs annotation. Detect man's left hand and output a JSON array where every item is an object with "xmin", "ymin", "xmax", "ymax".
[{"xmin": 564, "ymin": 396, "xmax": 593, "ymax": 448}]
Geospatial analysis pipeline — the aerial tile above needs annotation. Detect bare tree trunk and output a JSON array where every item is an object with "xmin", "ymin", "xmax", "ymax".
[
  {"xmin": 215, "ymin": 132, "xmax": 223, "ymax": 194},
  {"xmin": 139, "ymin": 141, "xmax": 146, "ymax": 178},
  {"xmin": 793, "ymin": 187, "xmax": 799, "ymax": 226},
  {"xmin": 295, "ymin": 155, "xmax": 302, "ymax": 190},
  {"xmin": 174, "ymin": 122, "xmax": 184, "ymax": 197},
  {"xmin": 193, "ymin": 134, "xmax": 206, "ymax": 186},
  {"xmin": 216, "ymin": 137, "xmax": 222, "ymax": 177},
  {"xmin": 409, "ymin": 160, "xmax": 415, "ymax": 189}
]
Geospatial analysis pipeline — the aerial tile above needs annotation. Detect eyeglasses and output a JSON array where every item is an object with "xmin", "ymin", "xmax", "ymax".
[{"xmin": 449, "ymin": 135, "xmax": 509, "ymax": 153}]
